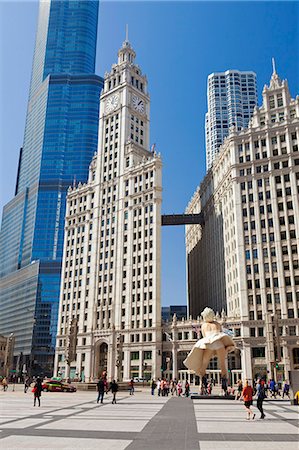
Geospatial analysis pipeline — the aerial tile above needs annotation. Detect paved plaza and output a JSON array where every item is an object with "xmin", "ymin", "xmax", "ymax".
[{"xmin": 0, "ymin": 385, "xmax": 298, "ymax": 449}]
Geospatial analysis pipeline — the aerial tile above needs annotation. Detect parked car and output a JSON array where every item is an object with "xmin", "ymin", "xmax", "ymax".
[{"xmin": 42, "ymin": 379, "xmax": 76, "ymax": 392}]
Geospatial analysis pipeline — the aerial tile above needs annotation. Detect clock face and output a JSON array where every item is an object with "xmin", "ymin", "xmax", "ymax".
[
  {"xmin": 105, "ymin": 94, "xmax": 119, "ymax": 113},
  {"xmin": 132, "ymin": 95, "xmax": 145, "ymax": 114}
]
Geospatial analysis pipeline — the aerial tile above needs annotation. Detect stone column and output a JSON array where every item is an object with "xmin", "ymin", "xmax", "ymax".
[
  {"xmin": 282, "ymin": 341, "xmax": 291, "ymax": 380},
  {"xmin": 241, "ymin": 342, "xmax": 252, "ymax": 380},
  {"xmin": 154, "ymin": 341, "xmax": 162, "ymax": 380},
  {"xmin": 172, "ymin": 344, "xmax": 177, "ymax": 380},
  {"xmin": 65, "ymin": 362, "xmax": 70, "ymax": 379},
  {"xmin": 139, "ymin": 351, "xmax": 143, "ymax": 378},
  {"xmin": 53, "ymin": 351, "xmax": 59, "ymax": 377},
  {"xmin": 76, "ymin": 353, "xmax": 82, "ymax": 379},
  {"xmin": 123, "ymin": 348, "xmax": 130, "ymax": 381},
  {"xmin": 84, "ymin": 349, "xmax": 92, "ymax": 382}
]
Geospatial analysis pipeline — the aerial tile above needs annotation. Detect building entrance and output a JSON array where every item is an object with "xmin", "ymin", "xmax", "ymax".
[{"xmin": 96, "ymin": 342, "xmax": 108, "ymax": 379}]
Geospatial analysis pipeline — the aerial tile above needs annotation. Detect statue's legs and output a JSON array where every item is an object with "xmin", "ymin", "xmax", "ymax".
[
  {"xmin": 194, "ymin": 348, "xmax": 204, "ymax": 375},
  {"xmin": 216, "ymin": 347, "xmax": 228, "ymax": 379},
  {"xmin": 198, "ymin": 349, "xmax": 214, "ymax": 377}
]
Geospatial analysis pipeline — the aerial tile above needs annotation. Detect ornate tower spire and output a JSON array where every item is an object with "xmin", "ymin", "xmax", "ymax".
[
  {"xmin": 272, "ymin": 57, "xmax": 276, "ymax": 74},
  {"xmin": 118, "ymin": 24, "xmax": 136, "ymax": 65},
  {"xmin": 269, "ymin": 57, "xmax": 282, "ymax": 89}
]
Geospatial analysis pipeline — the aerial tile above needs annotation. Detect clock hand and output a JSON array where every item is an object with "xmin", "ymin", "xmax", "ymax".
[{"xmin": 138, "ymin": 100, "xmax": 142, "ymax": 105}]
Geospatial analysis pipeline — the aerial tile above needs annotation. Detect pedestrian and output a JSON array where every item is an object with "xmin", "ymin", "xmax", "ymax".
[
  {"xmin": 177, "ymin": 380, "xmax": 182, "ymax": 396},
  {"xmin": 256, "ymin": 379, "xmax": 266, "ymax": 419},
  {"xmin": 165, "ymin": 379, "xmax": 170, "ymax": 396},
  {"xmin": 171, "ymin": 379, "xmax": 177, "ymax": 396},
  {"xmin": 202, "ymin": 376, "xmax": 208, "ymax": 395},
  {"xmin": 24, "ymin": 376, "xmax": 31, "ymax": 393},
  {"xmin": 2, "ymin": 377, "xmax": 8, "ymax": 391},
  {"xmin": 97, "ymin": 377, "xmax": 105, "ymax": 404},
  {"xmin": 240, "ymin": 380, "xmax": 255, "ymax": 420},
  {"xmin": 185, "ymin": 380, "xmax": 190, "ymax": 397},
  {"xmin": 129, "ymin": 379, "xmax": 134, "ymax": 395},
  {"xmin": 33, "ymin": 377, "xmax": 42, "ymax": 407},
  {"xmin": 160, "ymin": 379, "xmax": 165, "ymax": 396},
  {"xmin": 269, "ymin": 379, "xmax": 276, "ymax": 398},
  {"xmin": 207, "ymin": 381, "xmax": 212, "ymax": 395},
  {"xmin": 235, "ymin": 379, "xmax": 243, "ymax": 400},
  {"xmin": 110, "ymin": 379, "xmax": 118, "ymax": 404},
  {"xmin": 12, "ymin": 374, "xmax": 17, "ymax": 392},
  {"xmin": 151, "ymin": 379, "xmax": 157, "ymax": 396},
  {"xmin": 157, "ymin": 378, "xmax": 161, "ymax": 396},
  {"xmin": 282, "ymin": 381, "xmax": 290, "ymax": 399}
]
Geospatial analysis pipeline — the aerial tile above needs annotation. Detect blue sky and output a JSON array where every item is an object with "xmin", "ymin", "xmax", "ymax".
[{"xmin": 0, "ymin": 1, "xmax": 298, "ymax": 308}]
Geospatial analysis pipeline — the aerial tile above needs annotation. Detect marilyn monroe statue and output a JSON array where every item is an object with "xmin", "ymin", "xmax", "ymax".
[{"xmin": 183, "ymin": 307, "xmax": 235, "ymax": 380}]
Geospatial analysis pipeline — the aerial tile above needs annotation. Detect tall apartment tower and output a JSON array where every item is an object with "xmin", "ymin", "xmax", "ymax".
[
  {"xmin": 205, "ymin": 70, "xmax": 258, "ymax": 171},
  {"xmin": 54, "ymin": 38, "xmax": 162, "ymax": 382},
  {"xmin": 0, "ymin": 0, "xmax": 103, "ymax": 375},
  {"xmin": 187, "ymin": 68, "xmax": 299, "ymax": 380}
]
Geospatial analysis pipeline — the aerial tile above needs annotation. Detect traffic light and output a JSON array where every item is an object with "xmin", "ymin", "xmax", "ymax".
[{"xmin": 275, "ymin": 362, "xmax": 279, "ymax": 369}]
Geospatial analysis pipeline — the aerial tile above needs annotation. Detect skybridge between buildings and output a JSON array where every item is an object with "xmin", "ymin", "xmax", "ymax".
[{"xmin": 161, "ymin": 213, "xmax": 204, "ymax": 226}]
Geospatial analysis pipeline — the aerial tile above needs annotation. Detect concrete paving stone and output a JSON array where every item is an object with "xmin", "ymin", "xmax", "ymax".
[
  {"xmin": 196, "ymin": 418, "xmax": 296, "ymax": 434},
  {"xmin": 0, "ymin": 435, "xmax": 132, "ymax": 449},
  {"xmin": 0, "ymin": 418, "xmax": 21, "ymax": 424},
  {"xmin": 37, "ymin": 418, "xmax": 148, "ymax": 432},
  {"xmin": 199, "ymin": 442, "xmax": 299, "ymax": 450},
  {"xmin": 271, "ymin": 411, "xmax": 298, "ymax": 419},
  {"xmin": 0, "ymin": 418, "xmax": 51, "ymax": 429},
  {"xmin": 0, "ymin": 387, "xmax": 297, "ymax": 449},
  {"xmin": 42, "ymin": 408, "xmax": 83, "ymax": 416}
]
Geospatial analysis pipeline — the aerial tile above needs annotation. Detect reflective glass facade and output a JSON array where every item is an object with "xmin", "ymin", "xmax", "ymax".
[{"xmin": 0, "ymin": 0, "xmax": 102, "ymax": 376}]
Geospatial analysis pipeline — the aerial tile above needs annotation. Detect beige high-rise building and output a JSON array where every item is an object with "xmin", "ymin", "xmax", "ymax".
[
  {"xmin": 186, "ymin": 68, "xmax": 299, "ymax": 380},
  {"xmin": 54, "ymin": 38, "xmax": 162, "ymax": 382}
]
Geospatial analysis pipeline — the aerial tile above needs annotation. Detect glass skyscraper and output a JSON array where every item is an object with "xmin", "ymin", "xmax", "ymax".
[
  {"xmin": 0, "ymin": 0, "xmax": 103, "ymax": 375},
  {"xmin": 205, "ymin": 70, "xmax": 258, "ymax": 171}
]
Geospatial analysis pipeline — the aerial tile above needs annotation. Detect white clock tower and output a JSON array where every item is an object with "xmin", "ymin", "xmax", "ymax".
[{"xmin": 54, "ymin": 36, "xmax": 163, "ymax": 382}]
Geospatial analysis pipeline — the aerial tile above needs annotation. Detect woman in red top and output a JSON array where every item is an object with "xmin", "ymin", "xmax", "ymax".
[{"xmin": 241, "ymin": 380, "xmax": 255, "ymax": 420}]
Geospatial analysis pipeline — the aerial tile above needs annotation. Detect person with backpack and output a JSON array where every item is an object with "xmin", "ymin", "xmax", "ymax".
[
  {"xmin": 110, "ymin": 379, "xmax": 118, "ymax": 404},
  {"xmin": 256, "ymin": 378, "xmax": 266, "ymax": 419},
  {"xmin": 33, "ymin": 377, "xmax": 42, "ymax": 407}
]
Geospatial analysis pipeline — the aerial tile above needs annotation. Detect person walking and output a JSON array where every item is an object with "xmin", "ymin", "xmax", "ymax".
[
  {"xmin": 185, "ymin": 380, "xmax": 190, "ymax": 397},
  {"xmin": 2, "ymin": 377, "xmax": 8, "ymax": 391},
  {"xmin": 235, "ymin": 379, "xmax": 243, "ymax": 400},
  {"xmin": 256, "ymin": 379, "xmax": 266, "ymax": 419},
  {"xmin": 97, "ymin": 377, "xmax": 105, "ymax": 404},
  {"xmin": 269, "ymin": 379, "xmax": 276, "ymax": 398},
  {"xmin": 282, "ymin": 381, "xmax": 290, "ymax": 399},
  {"xmin": 110, "ymin": 379, "xmax": 118, "ymax": 404},
  {"xmin": 24, "ymin": 376, "xmax": 31, "ymax": 393},
  {"xmin": 177, "ymin": 380, "xmax": 182, "ymax": 396},
  {"xmin": 33, "ymin": 377, "xmax": 42, "ymax": 407},
  {"xmin": 151, "ymin": 379, "xmax": 157, "ymax": 396},
  {"xmin": 171, "ymin": 379, "xmax": 177, "ymax": 396},
  {"xmin": 241, "ymin": 380, "xmax": 255, "ymax": 420},
  {"xmin": 157, "ymin": 378, "xmax": 161, "ymax": 396},
  {"xmin": 129, "ymin": 379, "xmax": 134, "ymax": 395}
]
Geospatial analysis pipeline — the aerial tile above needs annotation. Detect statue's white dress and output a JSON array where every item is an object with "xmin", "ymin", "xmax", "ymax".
[{"xmin": 183, "ymin": 329, "xmax": 235, "ymax": 375}]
